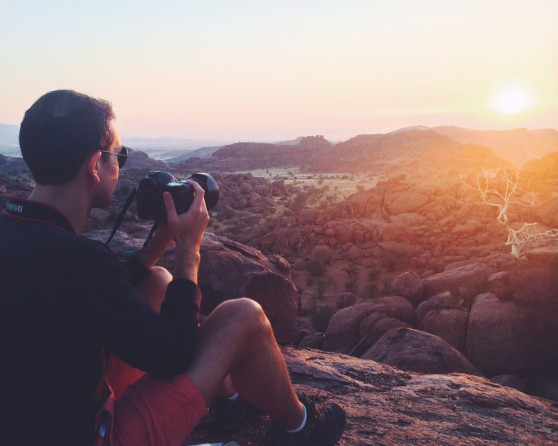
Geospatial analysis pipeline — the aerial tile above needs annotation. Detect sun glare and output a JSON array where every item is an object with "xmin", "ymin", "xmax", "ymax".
[{"xmin": 489, "ymin": 85, "xmax": 534, "ymax": 115}]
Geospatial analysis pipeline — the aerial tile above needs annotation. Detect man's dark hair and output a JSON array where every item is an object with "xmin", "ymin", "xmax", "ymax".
[{"xmin": 19, "ymin": 90, "xmax": 116, "ymax": 185}]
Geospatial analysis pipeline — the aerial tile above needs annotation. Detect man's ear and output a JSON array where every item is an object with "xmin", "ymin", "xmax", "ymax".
[{"xmin": 87, "ymin": 151, "xmax": 102, "ymax": 185}]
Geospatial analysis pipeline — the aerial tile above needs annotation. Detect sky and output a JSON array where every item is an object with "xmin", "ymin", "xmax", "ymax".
[{"xmin": 1, "ymin": 0, "xmax": 557, "ymax": 142}]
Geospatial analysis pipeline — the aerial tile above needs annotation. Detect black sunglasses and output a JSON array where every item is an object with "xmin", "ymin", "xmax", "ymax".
[{"xmin": 100, "ymin": 146, "xmax": 128, "ymax": 168}]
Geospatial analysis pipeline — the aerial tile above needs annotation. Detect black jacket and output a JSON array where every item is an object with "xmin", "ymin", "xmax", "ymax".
[{"xmin": 0, "ymin": 196, "xmax": 201, "ymax": 446}]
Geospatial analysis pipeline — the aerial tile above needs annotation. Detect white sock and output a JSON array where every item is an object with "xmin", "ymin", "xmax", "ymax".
[
  {"xmin": 227, "ymin": 392, "xmax": 240, "ymax": 402},
  {"xmin": 287, "ymin": 403, "xmax": 307, "ymax": 433}
]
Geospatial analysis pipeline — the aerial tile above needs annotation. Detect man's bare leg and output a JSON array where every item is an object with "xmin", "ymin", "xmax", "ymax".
[
  {"xmin": 136, "ymin": 267, "xmax": 238, "ymax": 398},
  {"xmin": 110, "ymin": 267, "xmax": 304, "ymax": 429},
  {"xmin": 134, "ymin": 266, "xmax": 172, "ymax": 312},
  {"xmin": 186, "ymin": 298, "xmax": 304, "ymax": 430}
]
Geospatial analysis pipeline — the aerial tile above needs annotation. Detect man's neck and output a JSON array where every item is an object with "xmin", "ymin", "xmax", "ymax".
[{"xmin": 28, "ymin": 184, "xmax": 92, "ymax": 235}]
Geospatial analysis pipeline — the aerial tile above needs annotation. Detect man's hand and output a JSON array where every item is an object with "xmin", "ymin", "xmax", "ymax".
[{"xmin": 163, "ymin": 181, "xmax": 209, "ymax": 283}]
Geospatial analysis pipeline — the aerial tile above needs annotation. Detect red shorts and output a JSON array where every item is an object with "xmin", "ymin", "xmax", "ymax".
[{"xmin": 92, "ymin": 371, "xmax": 207, "ymax": 446}]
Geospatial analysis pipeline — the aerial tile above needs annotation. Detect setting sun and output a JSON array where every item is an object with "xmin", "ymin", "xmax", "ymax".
[{"xmin": 489, "ymin": 85, "xmax": 535, "ymax": 115}]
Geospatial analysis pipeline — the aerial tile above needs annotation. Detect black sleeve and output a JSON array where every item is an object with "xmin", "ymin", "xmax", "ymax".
[
  {"xmin": 123, "ymin": 255, "xmax": 151, "ymax": 285},
  {"xmin": 76, "ymin": 240, "xmax": 200, "ymax": 379}
]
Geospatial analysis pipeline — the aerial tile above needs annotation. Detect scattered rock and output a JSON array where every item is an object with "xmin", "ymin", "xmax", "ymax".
[
  {"xmin": 323, "ymin": 297, "xmax": 414, "ymax": 353},
  {"xmin": 465, "ymin": 293, "xmax": 533, "ymax": 376},
  {"xmin": 384, "ymin": 190, "xmax": 431, "ymax": 214},
  {"xmin": 334, "ymin": 292, "xmax": 357, "ymax": 309},
  {"xmin": 418, "ymin": 308, "xmax": 468, "ymax": 352},
  {"xmin": 298, "ymin": 333, "xmax": 324, "ymax": 349},
  {"xmin": 422, "ymin": 262, "xmax": 493, "ymax": 305},
  {"xmin": 416, "ymin": 292, "xmax": 460, "ymax": 326},
  {"xmin": 362, "ymin": 327, "xmax": 482, "ymax": 376},
  {"xmin": 392, "ymin": 271, "xmax": 424, "ymax": 305},
  {"xmin": 350, "ymin": 317, "xmax": 411, "ymax": 358}
]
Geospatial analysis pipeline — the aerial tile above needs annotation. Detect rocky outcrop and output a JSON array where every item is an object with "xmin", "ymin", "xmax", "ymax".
[
  {"xmin": 234, "ymin": 167, "xmax": 513, "ymax": 279},
  {"xmin": 300, "ymin": 249, "xmax": 558, "ymax": 403},
  {"xmin": 187, "ymin": 348, "xmax": 558, "ymax": 446}
]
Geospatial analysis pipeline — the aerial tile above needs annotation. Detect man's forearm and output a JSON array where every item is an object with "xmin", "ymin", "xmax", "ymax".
[{"xmin": 173, "ymin": 249, "xmax": 201, "ymax": 284}]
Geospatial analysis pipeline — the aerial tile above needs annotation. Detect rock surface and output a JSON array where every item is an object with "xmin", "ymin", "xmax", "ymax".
[{"xmin": 186, "ymin": 347, "xmax": 558, "ymax": 446}]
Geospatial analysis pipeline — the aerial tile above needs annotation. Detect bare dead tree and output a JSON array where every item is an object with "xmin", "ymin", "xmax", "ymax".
[{"xmin": 461, "ymin": 167, "xmax": 557, "ymax": 258}]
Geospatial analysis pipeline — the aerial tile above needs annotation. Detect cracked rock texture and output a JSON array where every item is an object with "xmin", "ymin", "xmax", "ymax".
[{"xmin": 187, "ymin": 347, "xmax": 558, "ymax": 445}]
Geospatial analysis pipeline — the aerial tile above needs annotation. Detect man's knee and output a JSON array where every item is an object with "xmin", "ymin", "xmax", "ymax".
[
  {"xmin": 213, "ymin": 298, "xmax": 272, "ymax": 337},
  {"xmin": 135, "ymin": 266, "xmax": 172, "ymax": 312},
  {"xmin": 149, "ymin": 265, "xmax": 173, "ymax": 286}
]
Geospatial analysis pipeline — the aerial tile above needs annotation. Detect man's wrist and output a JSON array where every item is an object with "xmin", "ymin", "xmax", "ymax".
[{"xmin": 173, "ymin": 250, "xmax": 201, "ymax": 283}]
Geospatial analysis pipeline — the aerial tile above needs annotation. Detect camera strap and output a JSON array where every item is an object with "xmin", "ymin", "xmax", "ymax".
[
  {"xmin": 105, "ymin": 189, "xmax": 159, "ymax": 250},
  {"xmin": 3, "ymin": 195, "xmax": 75, "ymax": 234},
  {"xmin": 105, "ymin": 189, "xmax": 136, "ymax": 245}
]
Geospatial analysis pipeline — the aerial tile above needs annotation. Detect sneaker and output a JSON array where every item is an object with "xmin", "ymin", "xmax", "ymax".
[
  {"xmin": 208, "ymin": 395, "xmax": 255, "ymax": 433},
  {"xmin": 269, "ymin": 395, "xmax": 346, "ymax": 446}
]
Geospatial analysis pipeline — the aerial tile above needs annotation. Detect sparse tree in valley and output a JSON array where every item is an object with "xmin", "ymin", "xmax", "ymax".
[{"xmin": 461, "ymin": 167, "xmax": 558, "ymax": 257}]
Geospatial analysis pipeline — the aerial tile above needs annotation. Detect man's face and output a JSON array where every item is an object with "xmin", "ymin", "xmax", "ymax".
[{"xmin": 90, "ymin": 121, "xmax": 122, "ymax": 209}]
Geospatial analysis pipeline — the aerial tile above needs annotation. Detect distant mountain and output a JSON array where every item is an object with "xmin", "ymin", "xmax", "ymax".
[
  {"xmin": 0, "ymin": 124, "xmax": 20, "ymax": 157},
  {"xmin": 121, "ymin": 136, "xmax": 232, "ymax": 160},
  {"xmin": 429, "ymin": 126, "xmax": 558, "ymax": 164},
  {"xmin": 307, "ymin": 130, "xmax": 505, "ymax": 173},
  {"xmin": 172, "ymin": 135, "xmax": 334, "ymax": 171},
  {"xmin": 2, "ymin": 122, "xmax": 557, "ymax": 169},
  {"xmin": 169, "ymin": 130, "xmax": 510, "ymax": 175},
  {"xmin": 167, "ymin": 145, "xmax": 225, "ymax": 163}
]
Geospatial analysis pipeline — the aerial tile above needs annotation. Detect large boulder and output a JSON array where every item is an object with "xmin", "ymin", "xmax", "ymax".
[
  {"xmin": 465, "ymin": 293, "xmax": 533, "ymax": 376},
  {"xmin": 505, "ymin": 263, "xmax": 558, "ymax": 306},
  {"xmin": 384, "ymin": 191, "xmax": 430, "ymax": 215},
  {"xmin": 391, "ymin": 271, "xmax": 424, "ymax": 305},
  {"xmin": 416, "ymin": 292, "xmax": 460, "ymax": 326},
  {"xmin": 198, "ymin": 233, "xmax": 299, "ymax": 343},
  {"xmin": 350, "ymin": 317, "xmax": 411, "ymax": 357},
  {"xmin": 418, "ymin": 308, "xmax": 469, "ymax": 352},
  {"xmin": 362, "ymin": 328, "xmax": 481, "ymax": 376},
  {"xmin": 298, "ymin": 333, "xmax": 324, "ymax": 349},
  {"xmin": 346, "ymin": 245, "xmax": 362, "ymax": 261},
  {"xmin": 323, "ymin": 297, "xmax": 414, "ymax": 353},
  {"xmin": 422, "ymin": 262, "xmax": 492, "ymax": 304},
  {"xmin": 334, "ymin": 292, "xmax": 357, "ymax": 309}
]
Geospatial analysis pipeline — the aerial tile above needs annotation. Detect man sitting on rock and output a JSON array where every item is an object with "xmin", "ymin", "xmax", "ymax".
[{"xmin": 0, "ymin": 90, "xmax": 346, "ymax": 446}]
